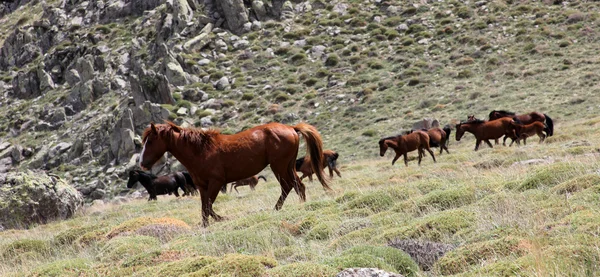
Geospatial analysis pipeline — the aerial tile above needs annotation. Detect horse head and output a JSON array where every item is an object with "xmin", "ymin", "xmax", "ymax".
[
  {"xmin": 378, "ymin": 138, "xmax": 388, "ymax": 157},
  {"xmin": 455, "ymin": 123, "xmax": 465, "ymax": 141},
  {"xmin": 127, "ymin": 170, "xmax": 140, "ymax": 188},
  {"xmin": 139, "ymin": 122, "xmax": 181, "ymax": 170}
]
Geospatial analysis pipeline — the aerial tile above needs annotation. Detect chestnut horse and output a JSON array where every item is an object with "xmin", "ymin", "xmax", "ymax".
[
  {"xmin": 509, "ymin": 120, "xmax": 548, "ymax": 145},
  {"xmin": 466, "ymin": 115, "xmax": 518, "ymax": 146},
  {"xmin": 410, "ymin": 127, "xmax": 451, "ymax": 155},
  {"xmin": 139, "ymin": 121, "xmax": 330, "ymax": 227},
  {"xmin": 455, "ymin": 118, "xmax": 518, "ymax": 151},
  {"xmin": 230, "ymin": 175, "xmax": 267, "ymax": 193},
  {"xmin": 296, "ymin": 149, "xmax": 341, "ymax": 181},
  {"xmin": 379, "ymin": 131, "xmax": 436, "ymax": 166},
  {"xmin": 489, "ymin": 110, "xmax": 554, "ymax": 136}
]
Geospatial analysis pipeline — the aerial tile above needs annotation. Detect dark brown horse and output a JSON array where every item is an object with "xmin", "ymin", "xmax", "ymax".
[
  {"xmin": 379, "ymin": 131, "xmax": 436, "ymax": 166},
  {"xmin": 230, "ymin": 175, "xmax": 267, "ymax": 193},
  {"xmin": 410, "ymin": 127, "xmax": 451, "ymax": 155},
  {"xmin": 139, "ymin": 121, "xmax": 330, "ymax": 227},
  {"xmin": 127, "ymin": 170, "xmax": 195, "ymax": 201},
  {"xmin": 455, "ymin": 118, "xmax": 518, "ymax": 151},
  {"xmin": 489, "ymin": 110, "xmax": 554, "ymax": 136},
  {"xmin": 295, "ymin": 149, "xmax": 341, "ymax": 181},
  {"xmin": 509, "ymin": 120, "xmax": 548, "ymax": 145}
]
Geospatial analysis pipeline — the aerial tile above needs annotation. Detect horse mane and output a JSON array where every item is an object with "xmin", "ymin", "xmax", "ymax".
[
  {"xmin": 134, "ymin": 170, "xmax": 157, "ymax": 180},
  {"xmin": 144, "ymin": 121, "xmax": 220, "ymax": 151},
  {"xmin": 460, "ymin": 119, "xmax": 486, "ymax": 124},
  {"xmin": 489, "ymin": 110, "xmax": 516, "ymax": 118},
  {"xmin": 379, "ymin": 135, "xmax": 401, "ymax": 143}
]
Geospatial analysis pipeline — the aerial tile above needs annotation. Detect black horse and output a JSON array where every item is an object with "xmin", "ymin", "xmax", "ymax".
[{"xmin": 127, "ymin": 170, "xmax": 196, "ymax": 201}]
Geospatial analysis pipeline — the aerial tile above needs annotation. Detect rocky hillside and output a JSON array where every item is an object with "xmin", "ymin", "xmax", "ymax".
[{"xmin": 1, "ymin": 0, "xmax": 599, "ymax": 201}]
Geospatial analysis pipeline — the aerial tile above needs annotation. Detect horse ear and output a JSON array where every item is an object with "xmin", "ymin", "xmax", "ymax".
[
  {"xmin": 171, "ymin": 124, "xmax": 181, "ymax": 133},
  {"xmin": 150, "ymin": 122, "xmax": 157, "ymax": 133}
]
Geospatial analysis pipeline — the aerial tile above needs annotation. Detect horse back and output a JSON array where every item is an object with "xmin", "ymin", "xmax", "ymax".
[{"xmin": 402, "ymin": 131, "xmax": 429, "ymax": 151}]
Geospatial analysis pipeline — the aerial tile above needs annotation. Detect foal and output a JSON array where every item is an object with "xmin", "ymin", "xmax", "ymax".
[
  {"xmin": 127, "ymin": 170, "xmax": 188, "ymax": 201},
  {"xmin": 230, "ymin": 175, "xmax": 267, "ymax": 193},
  {"xmin": 509, "ymin": 120, "xmax": 548, "ymax": 145},
  {"xmin": 379, "ymin": 131, "xmax": 436, "ymax": 166},
  {"xmin": 295, "ymin": 150, "xmax": 342, "ymax": 181}
]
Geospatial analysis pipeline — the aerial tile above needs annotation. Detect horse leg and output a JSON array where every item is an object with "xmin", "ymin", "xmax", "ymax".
[
  {"xmin": 417, "ymin": 148, "xmax": 423, "ymax": 166},
  {"xmin": 308, "ymin": 174, "xmax": 313, "ymax": 182},
  {"xmin": 334, "ymin": 167, "xmax": 342, "ymax": 178},
  {"xmin": 206, "ymin": 181, "xmax": 224, "ymax": 221},
  {"xmin": 475, "ymin": 140, "xmax": 481, "ymax": 151},
  {"xmin": 234, "ymin": 184, "xmax": 240, "ymax": 194},
  {"xmin": 494, "ymin": 138, "xmax": 499, "ymax": 145},
  {"xmin": 272, "ymin": 161, "xmax": 303, "ymax": 210},
  {"xmin": 391, "ymin": 154, "xmax": 401, "ymax": 165},
  {"xmin": 174, "ymin": 189, "xmax": 180, "ymax": 197},
  {"xmin": 484, "ymin": 140, "xmax": 494, "ymax": 148},
  {"xmin": 200, "ymin": 188, "xmax": 210, "ymax": 227},
  {"xmin": 328, "ymin": 165, "xmax": 334, "ymax": 178},
  {"xmin": 425, "ymin": 147, "xmax": 436, "ymax": 163},
  {"xmin": 404, "ymin": 153, "xmax": 409, "ymax": 167}
]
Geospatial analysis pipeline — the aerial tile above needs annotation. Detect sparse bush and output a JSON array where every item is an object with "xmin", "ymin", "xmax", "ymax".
[
  {"xmin": 345, "ymin": 191, "xmax": 394, "ymax": 212},
  {"xmin": 290, "ymin": 53, "xmax": 307, "ymax": 64},
  {"xmin": 325, "ymin": 54, "xmax": 340, "ymax": 66},
  {"xmin": 327, "ymin": 254, "xmax": 395, "ymax": 272},
  {"xmin": 31, "ymin": 258, "xmax": 92, "ymax": 277},
  {"xmin": 551, "ymin": 174, "xmax": 600, "ymax": 194},
  {"xmin": 516, "ymin": 162, "xmax": 585, "ymax": 191},
  {"xmin": 304, "ymin": 78, "xmax": 318, "ymax": 86},
  {"xmin": 416, "ymin": 187, "xmax": 476, "ymax": 211},
  {"xmin": 362, "ymin": 130, "xmax": 376, "ymax": 137}
]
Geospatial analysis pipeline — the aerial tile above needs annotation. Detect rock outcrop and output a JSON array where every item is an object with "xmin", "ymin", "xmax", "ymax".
[{"xmin": 0, "ymin": 171, "xmax": 83, "ymax": 229}]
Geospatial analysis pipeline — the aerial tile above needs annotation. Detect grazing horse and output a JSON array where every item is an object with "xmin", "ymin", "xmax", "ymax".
[
  {"xmin": 410, "ymin": 127, "xmax": 451, "ymax": 155},
  {"xmin": 489, "ymin": 110, "xmax": 554, "ymax": 136},
  {"xmin": 295, "ymin": 149, "xmax": 342, "ymax": 181},
  {"xmin": 127, "ymin": 170, "xmax": 190, "ymax": 201},
  {"xmin": 139, "ymin": 121, "xmax": 330, "ymax": 227},
  {"xmin": 379, "ymin": 131, "xmax": 436, "ymax": 166},
  {"xmin": 230, "ymin": 175, "xmax": 267, "ymax": 193},
  {"xmin": 509, "ymin": 120, "xmax": 548, "ymax": 145},
  {"xmin": 455, "ymin": 118, "xmax": 519, "ymax": 151}
]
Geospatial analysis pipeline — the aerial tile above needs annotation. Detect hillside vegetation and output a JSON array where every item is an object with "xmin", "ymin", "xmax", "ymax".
[{"xmin": 1, "ymin": 0, "xmax": 600, "ymax": 276}]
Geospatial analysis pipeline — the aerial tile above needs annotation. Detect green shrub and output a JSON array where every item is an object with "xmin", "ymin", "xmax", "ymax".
[
  {"xmin": 290, "ymin": 53, "xmax": 307, "ymax": 64},
  {"xmin": 362, "ymin": 130, "xmax": 376, "ymax": 137},
  {"xmin": 190, "ymin": 254, "xmax": 277, "ymax": 277},
  {"xmin": 435, "ymin": 237, "xmax": 524, "ymax": 275},
  {"xmin": 267, "ymin": 262, "xmax": 337, "ymax": 277},
  {"xmin": 325, "ymin": 54, "xmax": 340, "ymax": 66},
  {"xmin": 31, "ymin": 258, "xmax": 92, "ymax": 277},
  {"xmin": 517, "ymin": 162, "xmax": 586, "ymax": 191},
  {"xmin": 241, "ymin": 93, "xmax": 254, "ymax": 101},
  {"xmin": 345, "ymin": 191, "xmax": 394, "ymax": 212},
  {"xmin": 343, "ymin": 246, "xmax": 419, "ymax": 276},
  {"xmin": 327, "ymin": 254, "xmax": 395, "ymax": 272},
  {"xmin": 416, "ymin": 187, "xmax": 476, "ymax": 211},
  {"xmin": 132, "ymin": 256, "xmax": 217, "ymax": 277},
  {"xmin": 99, "ymin": 236, "xmax": 161, "ymax": 262},
  {"xmin": 1, "ymin": 239, "xmax": 52, "ymax": 259}
]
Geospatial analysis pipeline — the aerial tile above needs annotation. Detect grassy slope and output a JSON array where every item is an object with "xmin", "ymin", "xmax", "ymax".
[
  {"xmin": 1, "ymin": 0, "xmax": 600, "ymax": 276},
  {"xmin": 2, "ymin": 117, "xmax": 600, "ymax": 276}
]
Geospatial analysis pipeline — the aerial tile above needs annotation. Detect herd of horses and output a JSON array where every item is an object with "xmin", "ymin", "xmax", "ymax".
[{"xmin": 127, "ymin": 110, "xmax": 554, "ymax": 226}]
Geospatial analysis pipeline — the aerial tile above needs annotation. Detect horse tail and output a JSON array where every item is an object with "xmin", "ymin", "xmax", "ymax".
[
  {"xmin": 293, "ymin": 123, "xmax": 330, "ymax": 191},
  {"xmin": 174, "ymin": 172, "xmax": 187, "ymax": 193},
  {"xmin": 443, "ymin": 126, "xmax": 452, "ymax": 147},
  {"xmin": 295, "ymin": 157, "xmax": 305, "ymax": 171},
  {"xmin": 258, "ymin": 175, "xmax": 267, "ymax": 182},
  {"xmin": 544, "ymin": 114, "xmax": 554, "ymax": 136},
  {"xmin": 182, "ymin": 172, "xmax": 198, "ymax": 195}
]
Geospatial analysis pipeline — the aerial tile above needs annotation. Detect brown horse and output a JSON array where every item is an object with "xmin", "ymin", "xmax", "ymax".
[
  {"xmin": 230, "ymin": 175, "xmax": 267, "ymax": 193},
  {"xmin": 139, "ymin": 121, "xmax": 330, "ymax": 227},
  {"xmin": 295, "ymin": 149, "xmax": 341, "ymax": 181},
  {"xmin": 410, "ymin": 127, "xmax": 451, "ymax": 155},
  {"xmin": 509, "ymin": 120, "xmax": 548, "ymax": 145},
  {"xmin": 466, "ymin": 115, "xmax": 518, "ymax": 146},
  {"xmin": 489, "ymin": 110, "xmax": 554, "ymax": 136},
  {"xmin": 379, "ymin": 131, "xmax": 436, "ymax": 166},
  {"xmin": 455, "ymin": 118, "xmax": 518, "ymax": 151}
]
